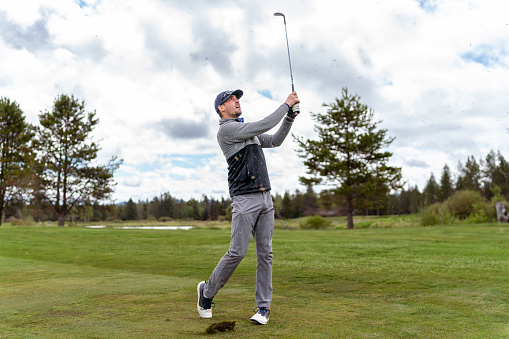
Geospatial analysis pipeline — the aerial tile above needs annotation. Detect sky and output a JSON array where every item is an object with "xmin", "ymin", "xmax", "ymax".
[{"xmin": 1, "ymin": 0, "xmax": 508, "ymax": 203}]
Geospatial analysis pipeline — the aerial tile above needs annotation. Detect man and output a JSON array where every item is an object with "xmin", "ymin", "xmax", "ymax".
[{"xmin": 197, "ymin": 89, "xmax": 300, "ymax": 325}]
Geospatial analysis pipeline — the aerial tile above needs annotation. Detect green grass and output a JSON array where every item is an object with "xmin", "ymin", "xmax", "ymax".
[{"xmin": 1, "ymin": 223, "xmax": 509, "ymax": 338}]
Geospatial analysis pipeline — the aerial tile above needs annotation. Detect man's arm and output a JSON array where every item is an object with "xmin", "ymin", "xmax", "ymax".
[
  {"xmin": 219, "ymin": 104, "xmax": 289, "ymax": 141},
  {"xmin": 257, "ymin": 117, "xmax": 293, "ymax": 148}
]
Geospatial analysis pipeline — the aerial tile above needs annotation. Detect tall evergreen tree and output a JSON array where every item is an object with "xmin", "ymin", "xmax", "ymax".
[
  {"xmin": 438, "ymin": 164, "xmax": 454, "ymax": 202},
  {"xmin": 423, "ymin": 172, "xmax": 438, "ymax": 205},
  {"xmin": 408, "ymin": 185, "xmax": 422, "ymax": 214},
  {"xmin": 495, "ymin": 152, "xmax": 509, "ymax": 199},
  {"xmin": 148, "ymin": 197, "xmax": 161, "ymax": 219},
  {"xmin": 123, "ymin": 198, "xmax": 137, "ymax": 220},
  {"xmin": 303, "ymin": 185, "xmax": 318, "ymax": 215},
  {"xmin": 292, "ymin": 189, "xmax": 306, "ymax": 218},
  {"xmin": 294, "ymin": 88, "xmax": 402, "ymax": 229},
  {"xmin": 34, "ymin": 94, "xmax": 121, "ymax": 226},
  {"xmin": 281, "ymin": 191, "xmax": 293, "ymax": 219},
  {"xmin": 482, "ymin": 150, "xmax": 509, "ymax": 199},
  {"xmin": 456, "ymin": 156, "xmax": 481, "ymax": 192},
  {"xmin": 0, "ymin": 97, "xmax": 34, "ymax": 225},
  {"xmin": 201, "ymin": 195, "xmax": 210, "ymax": 220}
]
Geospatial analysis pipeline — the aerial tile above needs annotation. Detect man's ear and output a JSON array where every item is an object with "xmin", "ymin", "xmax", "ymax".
[{"xmin": 218, "ymin": 104, "xmax": 225, "ymax": 117}]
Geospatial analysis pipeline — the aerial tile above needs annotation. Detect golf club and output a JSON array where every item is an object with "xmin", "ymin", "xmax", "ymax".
[{"xmin": 274, "ymin": 12, "xmax": 299, "ymax": 115}]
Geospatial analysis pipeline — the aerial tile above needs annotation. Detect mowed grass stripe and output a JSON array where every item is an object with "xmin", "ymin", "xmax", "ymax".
[{"xmin": 1, "ymin": 224, "xmax": 509, "ymax": 338}]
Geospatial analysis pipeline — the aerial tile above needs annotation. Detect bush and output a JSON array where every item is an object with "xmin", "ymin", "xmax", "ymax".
[
  {"xmin": 299, "ymin": 215, "xmax": 332, "ymax": 229},
  {"xmin": 158, "ymin": 216, "xmax": 172, "ymax": 222},
  {"xmin": 447, "ymin": 190, "xmax": 484, "ymax": 220},
  {"xmin": 420, "ymin": 203, "xmax": 455, "ymax": 226},
  {"xmin": 466, "ymin": 201, "xmax": 496, "ymax": 224},
  {"xmin": 9, "ymin": 217, "xmax": 35, "ymax": 226},
  {"xmin": 420, "ymin": 204, "xmax": 441, "ymax": 226}
]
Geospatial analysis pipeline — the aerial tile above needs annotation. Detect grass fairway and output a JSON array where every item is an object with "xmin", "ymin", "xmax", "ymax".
[{"xmin": 1, "ymin": 223, "xmax": 509, "ymax": 338}]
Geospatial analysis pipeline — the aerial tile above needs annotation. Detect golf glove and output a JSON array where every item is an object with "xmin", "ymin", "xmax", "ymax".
[{"xmin": 287, "ymin": 103, "xmax": 300, "ymax": 120}]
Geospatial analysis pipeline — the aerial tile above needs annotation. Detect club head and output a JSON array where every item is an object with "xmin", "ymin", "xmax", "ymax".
[{"xmin": 274, "ymin": 12, "xmax": 286, "ymax": 24}]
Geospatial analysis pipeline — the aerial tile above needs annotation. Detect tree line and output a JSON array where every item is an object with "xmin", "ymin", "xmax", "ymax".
[
  {"xmin": 385, "ymin": 150, "xmax": 509, "ymax": 216},
  {"xmin": 109, "ymin": 150, "xmax": 509, "ymax": 222},
  {"xmin": 3, "ymin": 89, "xmax": 507, "ymax": 227}
]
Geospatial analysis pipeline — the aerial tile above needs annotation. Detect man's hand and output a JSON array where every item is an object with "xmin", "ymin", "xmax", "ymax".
[
  {"xmin": 285, "ymin": 92, "xmax": 300, "ymax": 120},
  {"xmin": 284, "ymin": 92, "xmax": 299, "ymax": 107}
]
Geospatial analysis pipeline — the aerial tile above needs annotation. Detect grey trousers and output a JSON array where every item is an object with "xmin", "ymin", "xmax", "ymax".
[{"xmin": 203, "ymin": 191, "xmax": 274, "ymax": 308}]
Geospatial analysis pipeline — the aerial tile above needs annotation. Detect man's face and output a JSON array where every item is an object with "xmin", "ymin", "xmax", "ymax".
[{"xmin": 220, "ymin": 95, "xmax": 242, "ymax": 118}]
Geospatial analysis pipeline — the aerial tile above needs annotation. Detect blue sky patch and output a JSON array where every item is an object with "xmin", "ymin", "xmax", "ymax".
[
  {"xmin": 118, "ymin": 154, "xmax": 217, "ymax": 175},
  {"xmin": 462, "ymin": 44, "xmax": 506, "ymax": 67},
  {"xmin": 416, "ymin": 0, "xmax": 437, "ymax": 13},
  {"xmin": 171, "ymin": 153, "xmax": 216, "ymax": 169},
  {"xmin": 258, "ymin": 90, "xmax": 273, "ymax": 100}
]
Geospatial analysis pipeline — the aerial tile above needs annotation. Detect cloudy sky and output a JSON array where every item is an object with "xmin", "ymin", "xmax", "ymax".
[{"xmin": 1, "ymin": 0, "xmax": 508, "ymax": 202}]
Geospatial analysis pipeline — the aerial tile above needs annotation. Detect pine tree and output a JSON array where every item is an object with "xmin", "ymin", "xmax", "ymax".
[
  {"xmin": 456, "ymin": 156, "xmax": 481, "ymax": 192},
  {"xmin": 438, "ymin": 164, "xmax": 454, "ymax": 202},
  {"xmin": 0, "ymin": 97, "xmax": 34, "ymax": 225},
  {"xmin": 124, "ymin": 198, "xmax": 137, "ymax": 220},
  {"xmin": 34, "ymin": 94, "xmax": 121, "ymax": 226},
  {"xmin": 281, "ymin": 191, "xmax": 293, "ymax": 219},
  {"xmin": 294, "ymin": 88, "xmax": 402, "ymax": 229},
  {"xmin": 423, "ymin": 173, "xmax": 438, "ymax": 206}
]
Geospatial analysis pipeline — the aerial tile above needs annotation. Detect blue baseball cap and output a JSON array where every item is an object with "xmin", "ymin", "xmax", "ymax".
[{"xmin": 214, "ymin": 89, "xmax": 243, "ymax": 113}]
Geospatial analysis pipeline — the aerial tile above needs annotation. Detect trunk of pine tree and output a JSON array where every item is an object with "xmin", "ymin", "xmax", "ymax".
[
  {"xmin": 0, "ymin": 189, "xmax": 4, "ymax": 225},
  {"xmin": 346, "ymin": 196, "xmax": 354, "ymax": 229}
]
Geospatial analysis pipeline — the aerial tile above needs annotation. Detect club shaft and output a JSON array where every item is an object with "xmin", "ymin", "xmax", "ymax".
[{"xmin": 283, "ymin": 21, "xmax": 295, "ymax": 92}]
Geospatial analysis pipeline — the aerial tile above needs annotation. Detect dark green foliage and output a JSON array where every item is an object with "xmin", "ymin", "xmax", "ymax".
[
  {"xmin": 280, "ymin": 191, "xmax": 293, "ymax": 219},
  {"xmin": 438, "ymin": 164, "xmax": 454, "ymax": 202},
  {"xmin": 205, "ymin": 320, "xmax": 236, "ymax": 334},
  {"xmin": 456, "ymin": 156, "xmax": 481, "ymax": 191},
  {"xmin": 482, "ymin": 150, "xmax": 509, "ymax": 200},
  {"xmin": 295, "ymin": 88, "xmax": 402, "ymax": 228},
  {"xmin": 0, "ymin": 97, "xmax": 34, "ymax": 225},
  {"xmin": 123, "ymin": 199, "xmax": 137, "ymax": 220},
  {"xmin": 423, "ymin": 173, "xmax": 438, "ymax": 205}
]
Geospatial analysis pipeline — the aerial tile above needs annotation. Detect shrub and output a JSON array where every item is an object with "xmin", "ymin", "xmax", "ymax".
[
  {"xmin": 447, "ymin": 190, "xmax": 484, "ymax": 220},
  {"xmin": 420, "ymin": 203, "xmax": 455, "ymax": 226},
  {"xmin": 9, "ymin": 217, "xmax": 35, "ymax": 226},
  {"xmin": 158, "ymin": 216, "xmax": 172, "ymax": 222},
  {"xmin": 299, "ymin": 215, "xmax": 332, "ymax": 229},
  {"xmin": 466, "ymin": 201, "xmax": 496, "ymax": 224},
  {"xmin": 420, "ymin": 204, "xmax": 441, "ymax": 226}
]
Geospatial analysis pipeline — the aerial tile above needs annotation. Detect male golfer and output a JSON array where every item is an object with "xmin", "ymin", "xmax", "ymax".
[{"xmin": 197, "ymin": 89, "xmax": 300, "ymax": 325}]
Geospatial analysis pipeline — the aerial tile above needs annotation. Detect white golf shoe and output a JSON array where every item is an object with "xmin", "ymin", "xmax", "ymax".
[
  {"xmin": 250, "ymin": 307, "xmax": 270, "ymax": 325},
  {"xmin": 197, "ymin": 281, "xmax": 213, "ymax": 318}
]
